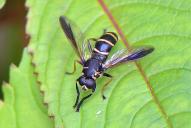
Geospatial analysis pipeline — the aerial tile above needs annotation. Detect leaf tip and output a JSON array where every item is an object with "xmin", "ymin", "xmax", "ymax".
[
  {"xmin": 48, "ymin": 114, "xmax": 55, "ymax": 120},
  {"xmin": 37, "ymin": 80, "xmax": 42, "ymax": 85},
  {"xmin": 0, "ymin": 0, "xmax": 6, "ymax": 9},
  {"xmin": 10, "ymin": 63, "xmax": 17, "ymax": 69},
  {"xmin": 2, "ymin": 81, "xmax": 8, "ymax": 86},
  {"xmin": 27, "ymin": 46, "xmax": 34, "ymax": 56},
  {"xmin": 43, "ymin": 102, "xmax": 48, "ymax": 107},
  {"xmin": 31, "ymin": 61, "xmax": 36, "ymax": 67},
  {"xmin": 33, "ymin": 71, "xmax": 39, "ymax": 77},
  {"xmin": 0, "ymin": 100, "xmax": 4, "ymax": 108}
]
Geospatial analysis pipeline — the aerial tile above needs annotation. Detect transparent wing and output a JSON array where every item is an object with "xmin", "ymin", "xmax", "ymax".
[
  {"xmin": 81, "ymin": 39, "xmax": 94, "ymax": 60},
  {"xmin": 103, "ymin": 46, "xmax": 154, "ymax": 70},
  {"xmin": 59, "ymin": 16, "xmax": 92, "ymax": 63}
]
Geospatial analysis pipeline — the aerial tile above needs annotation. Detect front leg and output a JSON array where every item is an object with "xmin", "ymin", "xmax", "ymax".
[
  {"xmin": 65, "ymin": 60, "xmax": 81, "ymax": 75},
  {"xmin": 73, "ymin": 80, "xmax": 80, "ymax": 108},
  {"xmin": 101, "ymin": 73, "xmax": 113, "ymax": 100},
  {"xmin": 76, "ymin": 90, "xmax": 94, "ymax": 112}
]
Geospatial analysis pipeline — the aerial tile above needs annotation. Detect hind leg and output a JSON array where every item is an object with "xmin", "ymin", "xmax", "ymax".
[{"xmin": 101, "ymin": 73, "xmax": 113, "ymax": 100}]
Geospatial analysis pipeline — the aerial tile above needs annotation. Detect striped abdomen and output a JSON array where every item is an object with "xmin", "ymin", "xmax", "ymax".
[{"xmin": 92, "ymin": 32, "xmax": 118, "ymax": 62}]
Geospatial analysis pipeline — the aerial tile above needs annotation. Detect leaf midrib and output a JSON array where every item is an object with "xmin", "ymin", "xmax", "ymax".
[{"xmin": 97, "ymin": 0, "xmax": 173, "ymax": 128}]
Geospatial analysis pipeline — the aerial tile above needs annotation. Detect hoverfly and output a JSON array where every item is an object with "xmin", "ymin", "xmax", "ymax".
[{"xmin": 59, "ymin": 16, "xmax": 154, "ymax": 112}]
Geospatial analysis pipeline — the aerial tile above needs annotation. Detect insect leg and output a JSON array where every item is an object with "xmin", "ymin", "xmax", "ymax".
[
  {"xmin": 73, "ymin": 80, "xmax": 80, "ymax": 108},
  {"xmin": 88, "ymin": 38, "xmax": 97, "ymax": 42},
  {"xmin": 65, "ymin": 60, "xmax": 82, "ymax": 75},
  {"xmin": 76, "ymin": 91, "xmax": 94, "ymax": 112},
  {"xmin": 101, "ymin": 73, "xmax": 113, "ymax": 100}
]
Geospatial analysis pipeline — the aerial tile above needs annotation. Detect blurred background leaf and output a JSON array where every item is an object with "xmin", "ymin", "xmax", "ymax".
[
  {"xmin": 0, "ymin": 0, "xmax": 5, "ymax": 8},
  {"xmin": 0, "ymin": 0, "xmax": 27, "ymax": 99},
  {"xmin": 0, "ymin": 50, "xmax": 54, "ymax": 128}
]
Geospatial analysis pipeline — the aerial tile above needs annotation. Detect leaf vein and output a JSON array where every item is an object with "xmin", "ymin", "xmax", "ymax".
[{"xmin": 98, "ymin": 0, "xmax": 173, "ymax": 127}]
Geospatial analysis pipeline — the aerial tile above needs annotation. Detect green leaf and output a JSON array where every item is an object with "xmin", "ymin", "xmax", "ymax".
[
  {"xmin": 0, "ymin": 0, "xmax": 5, "ymax": 9},
  {"xmin": 1, "ymin": 0, "xmax": 191, "ymax": 128},
  {"xmin": 0, "ymin": 50, "xmax": 54, "ymax": 128}
]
